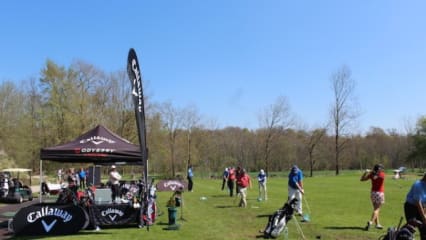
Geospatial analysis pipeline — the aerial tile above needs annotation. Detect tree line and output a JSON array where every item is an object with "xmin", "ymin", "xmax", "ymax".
[{"xmin": 0, "ymin": 60, "xmax": 425, "ymax": 177}]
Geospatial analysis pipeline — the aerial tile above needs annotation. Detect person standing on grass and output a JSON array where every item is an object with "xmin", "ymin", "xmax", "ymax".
[
  {"xmin": 57, "ymin": 168, "xmax": 63, "ymax": 184},
  {"xmin": 187, "ymin": 164, "xmax": 194, "ymax": 192},
  {"xmin": 235, "ymin": 166, "xmax": 242, "ymax": 196},
  {"xmin": 221, "ymin": 168, "xmax": 229, "ymax": 191},
  {"xmin": 78, "ymin": 167, "xmax": 87, "ymax": 189},
  {"xmin": 109, "ymin": 165, "xmax": 121, "ymax": 203},
  {"xmin": 236, "ymin": 168, "xmax": 252, "ymax": 207},
  {"xmin": 360, "ymin": 163, "xmax": 385, "ymax": 231},
  {"xmin": 66, "ymin": 168, "xmax": 78, "ymax": 194},
  {"xmin": 227, "ymin": 167, "xmax": 236, "ymax": 197},
  {"xmin": 288, "ymin": 165, "xmax": 304, "ymax": 216},
  {"xmin": 257, "ymin": 169, "xmax": 267, "ymax": 201},
  {"xmin": 404, "ymin": 172, "xmax": 426, "ymax": 239}
]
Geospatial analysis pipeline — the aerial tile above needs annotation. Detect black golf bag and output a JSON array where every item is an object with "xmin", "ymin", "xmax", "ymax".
[
  {"xmin": 263, "ymin": 198, "xmax": 298, "ymax": 238},
  {"xmin": 380, "ymin": 218, "xmax": 420, "ymax": 240}
]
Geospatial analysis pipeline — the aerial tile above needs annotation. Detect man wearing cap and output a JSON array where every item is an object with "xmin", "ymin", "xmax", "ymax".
[
  {"xmin": 257, "ymin": 169, "xmax": 267, "ymax": 201},
  {"xmin": 288, "ymin": 165, "xmax": 304, "ymax": 215},
  {"xmin": 404, "ymin": 172, "xmax": 426, "ymax": 239},
  {"xmin": 109, "ymin": 165, "xmax": 121, "ymax": 203}
]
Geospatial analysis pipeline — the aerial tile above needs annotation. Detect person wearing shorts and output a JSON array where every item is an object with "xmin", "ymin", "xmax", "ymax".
[{"xmin": 360, "ymin": 164, "xmax": 385, "ymax": 230}]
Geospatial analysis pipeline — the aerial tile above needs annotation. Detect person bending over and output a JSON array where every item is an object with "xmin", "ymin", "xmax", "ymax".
[{"xmin": 404, "ymin": 172, "xmax": 426, "ymax": 240}]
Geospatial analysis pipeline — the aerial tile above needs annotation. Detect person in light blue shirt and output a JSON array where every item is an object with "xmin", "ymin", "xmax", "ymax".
[
  {"xmin": 404, "ymin": 173, "xmax": 426, "ymax": 239},
  {"xmin": 257, "ymin": 169, "xmax": 267, "ymax": 200},
  {"xmin": 187, "ymin": 165, "xmax": 194, "ymax": 192}
]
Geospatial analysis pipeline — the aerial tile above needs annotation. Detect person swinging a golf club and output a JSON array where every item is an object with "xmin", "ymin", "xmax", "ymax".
[
  {"xmin": 288, "ymin": 165, "xmax": 304, "ymax": 216},
  {"xmin": 360, "ymin": 163, "xmax": 385, "ymax": 230}
]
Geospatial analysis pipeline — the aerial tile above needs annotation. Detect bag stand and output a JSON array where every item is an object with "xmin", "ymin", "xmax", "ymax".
[{"xmin": 180, "ymin": 192, "xmax": 186, "ymax": 221}]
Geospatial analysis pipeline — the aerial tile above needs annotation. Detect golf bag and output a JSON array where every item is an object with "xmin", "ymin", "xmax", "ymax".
[
  {"xmin": 263, "ymin": 198, "xmax": 298, "ymax": 238},
  {"xmin": 379, "ymin": 218, "xmax": 421, "ymax": 240}
]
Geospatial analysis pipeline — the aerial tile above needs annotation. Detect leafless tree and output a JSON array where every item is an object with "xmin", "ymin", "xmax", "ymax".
[
  {"xmin": 305, "ymin": 127, "xmax": 327, "ymax": 177},
  {"xmin": 329, "ymin": 65, "xmax": 360, "ymax": 175},
  {"xmin": 258, "ymin": 96, "xmax": 295, "ymax": 173},
  {"xmin": 158, "ymin": 101, "xmax": 185, "ymax": 177},
  {"xmin": 181, "ymin": 104, "xmax": 200, "ymax": 169}
]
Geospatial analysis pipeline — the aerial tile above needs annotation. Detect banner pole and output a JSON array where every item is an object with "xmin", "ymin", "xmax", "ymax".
[{"xmin": 127, "ymin": 48, "xmax": 149, "ymax": 227}]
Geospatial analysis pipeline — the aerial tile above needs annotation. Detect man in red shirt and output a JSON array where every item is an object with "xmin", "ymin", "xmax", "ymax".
[
  {"xmin": 360, "ymin": 164, "xmax": 385, "ymax": 230},
  {"xmin": 236, "ymin": 169, "xmax": 252, "ymax": 207}
]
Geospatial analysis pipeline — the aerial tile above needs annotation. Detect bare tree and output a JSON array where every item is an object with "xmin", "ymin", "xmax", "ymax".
[
  {"xmin": 305, "ymin": 127, "xmax": 327, "ymax": 177},
  {"xmin": 258, "ymin": 96, "xmax": 294, "ymax": 173},
  {"xmin": 159, "ymin": 101, "xmax": 185, "ymax": 177},
  {"xmin": 329, "ymin": 65, "xmax": 360, "ymax": 175},
  {"xmin": 181, "ymin": 104, "xmax": 200, "ymax": 168}
]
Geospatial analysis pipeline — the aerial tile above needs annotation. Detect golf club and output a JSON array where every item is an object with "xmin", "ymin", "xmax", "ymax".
[
  {"xmin": 302, "ymin": 195, "xmax": 312, "ymax": 222},
  {"xmin": 293, "ymin": 215, "xmax": 306, "ymax": 239}
]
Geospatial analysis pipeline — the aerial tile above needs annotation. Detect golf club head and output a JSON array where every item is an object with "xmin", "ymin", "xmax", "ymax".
[{"xmin": 302, "ymin": 213, "xmax": 311, "ymax": 222}]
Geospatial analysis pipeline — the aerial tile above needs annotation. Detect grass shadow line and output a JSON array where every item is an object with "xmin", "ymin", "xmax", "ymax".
[
  {"xmin": 324, "ymin": 226, "xmax": 365, "ymax": 231},
  {"xmin": 215, "ymin": 205, "xmax": 236, "ymax": 209}
]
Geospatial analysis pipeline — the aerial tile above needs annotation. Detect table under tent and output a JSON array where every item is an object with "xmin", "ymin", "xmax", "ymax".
[{"xmin": 9, "ymin": 125, "xmax": 155, "ymax": 236}]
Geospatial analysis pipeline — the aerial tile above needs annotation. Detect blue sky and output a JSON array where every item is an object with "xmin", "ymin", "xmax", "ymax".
[{"xmin": 1, "ymin": 1, "xmax": 425, "ymax": 133}]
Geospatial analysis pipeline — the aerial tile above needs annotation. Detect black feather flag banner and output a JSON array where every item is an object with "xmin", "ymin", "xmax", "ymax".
[{"xmin": 127, "ymin": 48, "xmax": 148, "ymax": 181}]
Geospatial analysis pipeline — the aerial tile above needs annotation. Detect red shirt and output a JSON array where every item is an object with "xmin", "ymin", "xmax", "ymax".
[
  {"xmin": 237, "ymin": 174, "xmax": 250, "ymax": 188},
  {"xmin": 369, "ymin": 171, "xmax": 385, "ymax": 192},
  {"xmin": 228, "ymin": 168, "xmax": 236, "ymax": 180}
]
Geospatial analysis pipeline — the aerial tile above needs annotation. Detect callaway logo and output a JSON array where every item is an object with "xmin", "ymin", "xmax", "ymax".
[
  {"xmin": 27, "ymin": 206, "xmax": 72, "ymax": 223},
  {"xmin": 41, "ymin": 219, "xmax": 57, "ymax": 232},
  {"xmin": 80, "ymin": 136, "xmax": 116, "ymax": 144},
  {"xmin": 130, "ymin": 58, "xmax": 143, "ymax": 113},
  {"xmin": 163, "ymin": 180, "xmax": 185, "ymax": 191},
  {"xmin": 101, "ymin": 208, "xmax": 124, "ymax": 222}
]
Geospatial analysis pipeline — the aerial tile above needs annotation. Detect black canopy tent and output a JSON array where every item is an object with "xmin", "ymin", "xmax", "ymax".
[
  {"xmin": 40, "ymin": 125, "xmax": 142, "ymax": 163},
  {"xmin": 39, "ymin": 125, "xmax": 143, "ymax": 202}
]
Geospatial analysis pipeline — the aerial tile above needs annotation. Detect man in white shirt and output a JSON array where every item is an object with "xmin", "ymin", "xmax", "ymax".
[{"xmin": 109, "ymin": 165, "xmax": 122, "ymax": 203}]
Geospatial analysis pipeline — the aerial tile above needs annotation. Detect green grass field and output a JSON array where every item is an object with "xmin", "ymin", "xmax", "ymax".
[{"xmin": 12, "ymin": 171, "xmax": 420, "ymax": 240}]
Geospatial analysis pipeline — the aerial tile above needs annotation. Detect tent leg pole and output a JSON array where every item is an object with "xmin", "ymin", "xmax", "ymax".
[{"xmin": 39, "ymin": 160, "xmax": 42, "ymax": 203}]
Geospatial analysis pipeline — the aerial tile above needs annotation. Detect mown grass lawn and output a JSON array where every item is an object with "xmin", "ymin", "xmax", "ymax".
[{"xmin": 11, "ymin": 170, "xmax": 419, "ymax": 240}]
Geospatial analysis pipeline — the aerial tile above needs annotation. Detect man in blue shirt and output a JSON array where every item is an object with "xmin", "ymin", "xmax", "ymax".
[
  {"xmin": 404, "ymin": 173, "xmax": 426, "ymax": 239},
  {"xmin": 288, "ymin": 165, "xmax": 304, "ymax": 215}
]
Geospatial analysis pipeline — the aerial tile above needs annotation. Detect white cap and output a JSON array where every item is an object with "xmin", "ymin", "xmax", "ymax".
[
  {"xmin": 111, "ymin": 165, "xmax": 116, "ymax": 169},
  {"xmin": 260, "ymin": 169, "xmax": 265, "ymax": 174}
]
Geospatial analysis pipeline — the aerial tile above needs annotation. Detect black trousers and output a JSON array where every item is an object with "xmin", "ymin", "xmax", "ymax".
[
  {"xmin": 404, "ymin": 202, "xmax": 426, "ymax": 239},
  {"xmin": 221, "ymin": 179, "xmax": 226, "ymax": 190},
  {"xmin": 111, "ymin": 184, "xmax": 120, "ymax": 202},
  {"xmin": 227, "ymin": 180, "xmax": 234, "ymax": 197},
  {"xmin": 187, "ymin": 176, "xmax": 193, "ymax": 191}
]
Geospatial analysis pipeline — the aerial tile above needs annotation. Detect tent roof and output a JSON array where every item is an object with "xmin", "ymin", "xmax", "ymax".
[{"xmin": 40, "ymin": 125, "xmax": 143, "ymax": 164}]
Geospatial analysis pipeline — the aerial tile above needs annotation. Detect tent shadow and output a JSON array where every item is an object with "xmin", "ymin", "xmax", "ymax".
[{"xmin": 324, "ymin": 226, "xmax": 365, "ymax": 231}]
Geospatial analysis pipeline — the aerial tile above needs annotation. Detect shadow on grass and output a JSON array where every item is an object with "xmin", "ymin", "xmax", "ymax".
[
  {"xmin": 156, "ymin": 221, "xmax": 170, "ymax": 226},
  {"xmin": 215, "ymin": 205, "xmax": 237, "ymax": 208},
  {"xmin": 256, "ymin": 214, "xmax": 270, "ymax": 218},
  {"xmin": 324, "ymin": 226, "xmax": 365, "ymax": 231},
  {"xmin": 210, "ymin": 194, "xmax": 232, "ymax": 198}
]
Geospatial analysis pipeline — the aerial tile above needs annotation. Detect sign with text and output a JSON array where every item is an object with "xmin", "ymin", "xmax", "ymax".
[
  {"xmin": 156, "ymin": 179, "xmax": 188, "ymax": 192},
  {"xmin": 12, "ymin": 203, "xmax": 89, "ymax": 236},
  {"xmin": 88, "ymin": 204, "xmax": 140, "ymax": 226}
]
